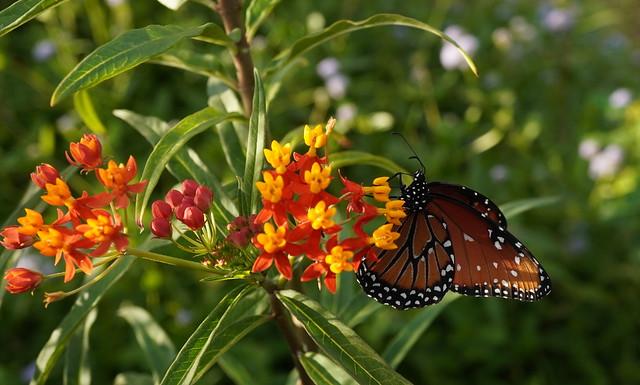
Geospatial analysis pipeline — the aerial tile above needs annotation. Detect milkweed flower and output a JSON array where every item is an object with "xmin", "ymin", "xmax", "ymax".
[
  {"xmin": 76, "ymin": 210, "xmax": 128, "ymax": 256},
  {"xmin": 264, "ymin": 140, "xmax": 292, "ymax": 174},
  {"xmin": 0, "ymin": 226, "xmax": 35, "ymax": 250},
  {"xmin": 66, "ymin": 134, "xmax": 103, "ymax": 171},
  {"xmin": 96, "ymin": 156, "xmax": 147, "ymax": 209},
  {"xmin": 17, "ymin": 209, "xmax": 45, "ymax": 236},
  {"xmin": 4, "ymin": 268, "xmax": 44, "ymax": 294},
  {"xmin": 369, "ymin": 223, "xmax": 401, "ymax": 250},
  {"xmin": 31, "ymin": 164, "xmax": 60, "ymax": 189}
]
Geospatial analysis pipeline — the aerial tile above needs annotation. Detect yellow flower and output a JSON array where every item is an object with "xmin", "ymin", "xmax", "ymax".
[
  {"xmin": 42, "ymin": 178, "xmax": 73, "ymax": 207},
  {"xmin": 77, "ymin": 214, "xmax": 115, "ymax": 244},
  {"xmin": 307, "ymin": 201, "xmax": 336, "ymax": 230},
  {"xmin": 17, "ymin": 209, "xmax": 44, "ymax": 236},
  {"xmin": 256, "ymin": 172, "xmax": 284, "ymax": 203},
  {"xmin": 304, "ymin": 162, "xmax": 332, "ymax": 194},
  {"xmin": 363, "ymin": 177, "xmax": 391, "ymax": 202},
  {"xmin": 379, "ymin": 200, "xmax": 406, "ymax": 226},
  {"xmin": 304, "ymin": 124, "xmax": 327, "ymax": 156},
  {"xmin": 264, "ymin": 140, "xmax": 291, "ymax": 174},
  {"xmin": 325, "ymin": 246, "xmax": 354, "ymax": 274},
  {"xmin": 256, "ymin": 223, "xmax": 287, "ymax": 254},
  {"xmin": 369, "ymin": 223, "xmax": 400, "ymax": 250},
  {"xmin": 34, "ymin": 227, "xmax": 65, "ymax": 258}
]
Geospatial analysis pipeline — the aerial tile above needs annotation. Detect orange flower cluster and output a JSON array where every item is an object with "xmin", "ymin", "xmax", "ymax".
[
  {"xmin": 1, "ymin": 134, "xmax": 146, "ymax": 290},
  {"xmin": 252, "ymin": 120, "xmax": 404, "ymax": 292}
]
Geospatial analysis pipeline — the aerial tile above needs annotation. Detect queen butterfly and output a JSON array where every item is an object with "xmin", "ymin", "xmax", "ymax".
[{"xmin": 356, "ymin": 169, "xmax": 551, "ymax": 310}]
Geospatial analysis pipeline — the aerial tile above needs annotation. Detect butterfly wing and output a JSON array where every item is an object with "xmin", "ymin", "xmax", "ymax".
[
  {"xmin": 428, "ymin": 182, "xmax": 508, "ymax": 227},
  {"xmin": 428, "ymin": 196, "xmax": 551, "ymax": 301},
  {"xmin": 356, "ymin": 211, "xmax": 455, "ymax": 309}
]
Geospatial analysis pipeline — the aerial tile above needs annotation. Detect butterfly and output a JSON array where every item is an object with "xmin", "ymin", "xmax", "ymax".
[{"xmin": 356, "ymin": 168, "xmax": 551, "ymax": 310}]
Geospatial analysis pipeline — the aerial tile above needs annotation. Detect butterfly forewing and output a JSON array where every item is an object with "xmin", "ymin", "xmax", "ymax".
[{"xmin": 428, "ymin": 182, "xmax": 507, "ymax": 227}]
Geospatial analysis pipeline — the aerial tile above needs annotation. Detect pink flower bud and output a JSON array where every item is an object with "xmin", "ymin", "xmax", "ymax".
[
  {"xmin": 194, "ymin": 186, "xmax": 213, "ymax": 211},
  {"xmin": 152, "ymin": 200, "xmax": 172, "ymax": 219},
  {"xmin": 151, "ymin": 217, "xmax": 172, "ymax": 238},
  {"xmin": 0, "ymin": 226, "xmax": 35, "ymax": 250},
  {"xmin": 175, "ymin": 204, "xmax": 188, "ymax": 221},
  {"xmin": 227, "ymin": 228, "xmax": 250, "ymax": 248},
  {"xmin": 165, "ymin": 189, "xmax": 183, "ymax": 209},
  {"xmin": 181, "ymin": 206, "xmax": 205, "ymax": 230},
  {"xmin": 30, "ymin": 163, "xmax": 60, "ymax": 189},
  {"xmin": 182, "ymin": 179, "xmax": 199, "ymax": 197}
]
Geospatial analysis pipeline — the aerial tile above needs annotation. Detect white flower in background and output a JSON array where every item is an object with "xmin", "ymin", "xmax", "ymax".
[
  {"xmin": 608, "ymin": 88, "xmax": 632, "ymax": 109},
  {"xmin": 325, "ymin": 74, "xmax": 349, "ymax": 99},
  {"xmin": 589, "ymin": 144, "xmax": 623, "ymax": 180},
  {"xmin": 32, "ymin": 40, "xmax": 56, "ymax": 62},
  {"xmin": 336, "ymin": 103, "xmax": 357, "ymax": 121},
  {"xmin": 316, "ymin": 57, "xmax": 340, "ymax": 79},
  {"xmin": 175, "ymin": 308, "xmax": 193, "ymax": 326},
  {"xmin": 578, "ymin": 138, "xmax": 599, "ymax": 160},
  {"xmin": 541, "ymin": 6, "xmax": 575, "ymax": 32},
  {"xmin": 106, "ymin": 0, "xmax": 125, "ymax": 7},
  {"xmin": 509, "ymin": 16, "xmax": 537, "ymax": 41},
  {"xmin": 56, "ymin": 113, "xmax": 78, "ymax": 132},
  {"xmin": 490, "ymin": 164, "xmax": 509, "ymax": 182},
  {"xmin": 440, "ymin": 25, "xmax": 478, "ymax": 71}
]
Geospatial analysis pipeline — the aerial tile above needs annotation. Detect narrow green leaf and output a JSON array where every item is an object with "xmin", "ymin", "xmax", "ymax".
[
  {"xmin": 134, "ymin": 107, "xmax": 244, "ymax": 227},
  {"xmin": 64, "ymin": 308, "xmax": 97, "ymax": 385},
  {"xmin": 501, "ymin": 196, "xmax": 562, "ymax": 219},
  {"xmin": 299, "ymin": 352, "xmax": 358, "ymax": 385},
  {"xmin": 160, "ymin": 286, "xmax": 269, "ymax": 385},
  {"xmin": 245, "ymin": 0, "xmax": 281, "ymax": 41},
  {"xmin": 51, "ymin": 23, "xmax": 224, "ymax": 105},
  {"xmin": 150, "ymin": 49, "xmax": 235, "ymax": 89},
  {"xmin": 114, "ymin": 372, "xmax": 155, "ymax": 385},
  {"xmin": 216, "ymin": 122, "xmax": 246, "ymax": 179},
  {"xmin": 30, "ymin": 256, "xmax": 136, "ymax": 385},
  {"xmin": 242, "ymin": 70, "xmax": 267, "ymax": 215},
  {"xmin": 329, "ymin": 151, "xmax": 407, "ymax": 174},
  {"xmin": 114, "ymin": 109, "xmax": 238, "ymax": 217},
  {"xmin": 338, "ymin": 296, "xmax": 382, "ymax": 328},
  {"xmin": 276, "ymin": 290, "xmax": 412, "ymax": 385},
  {"xmin": 73, "ymin": 90, "xmax": 106, "ymax": 135},
  {"xmin": 266, "ymin": 13, "xmax": 478, "ymax": 82},
  {"xmin": 218, "ymin": 354, "xmax": 254, "ymax": 385},
  {"xmin": 382, "ymin": 294, "xmax": 458, "ymax": 369},
  {"xmin": 118, "ymin": 304, "xmax": 176, "ymax": 383},
  {"xmin": 0, "ymin": 0, "xmax": 68, "ymax": 37}
]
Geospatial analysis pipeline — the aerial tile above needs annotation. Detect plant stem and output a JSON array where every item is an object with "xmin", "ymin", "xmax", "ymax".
[
  {"xmin": 215, "ymin": 0, "xmax": 255, "ymax": 116},
  {"xmin": 126, "ymin": 247, "xmax": 212, "ymax": 273}
]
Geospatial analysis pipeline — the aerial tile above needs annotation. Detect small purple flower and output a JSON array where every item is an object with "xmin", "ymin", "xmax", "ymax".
[
  {"xmin": 316, "ymin": 58, "xmax": 340, "ymax": 79},
  {"xmin": 336, "ymin": 104, "xmax": 357, "ymax": 121},
  {"xmin": 32, "ymin": 40, "xmax": 56, "ymax": 62},
  {"xmin": 578, "ymin": 139, "xmax": 599, "ymax": 160},
  {"xmin": 588, "ymin": 144, "xmax": 623, "ymax": 179},
  {"xmin": 440, "ymin": 25, "xmax": 478, "ymax": 71},
  {"xmin": 541, "ymin": 6, "xmax": 575, "ymax": 32},
  {"xmin": 608, "ymin": 88, "xmax": 632, "ymax": 109},
  {"xmin": 490, "ymin": 165, "xmax": 509, "ymax": 182},
  {"xmin": 325, "ymin": 74, "xmax": 349, "ymax": 99}
]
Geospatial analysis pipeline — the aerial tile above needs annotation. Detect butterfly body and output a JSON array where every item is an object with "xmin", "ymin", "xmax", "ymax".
[{"xmin": 356, "ymin": 170, "xmax": 551, "ymax": 310}]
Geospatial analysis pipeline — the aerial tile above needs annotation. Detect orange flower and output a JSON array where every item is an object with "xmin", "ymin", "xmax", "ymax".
[
  {"xmin": 96, "ymin": 156, "xmax": 147, "ymax": 209},
  {"xmin": 0, "ymin": 226, "xmax": 34, "ymax": 250},
  {"xmin": 34, "ymin": 227, "xmax": 94, "ymax": 282},
  {"xmin": 252, "ymin": 223, "xmax": 293, "ymax": 279},
  {"xmin": 66, "ymin": 134, "xmax": 103, "ymax": 171},
  {"xmin": 76, "ymin": 210, "xmax": 128, "ymax": 256},
  {"xmin": 42, "ymin": 178, "xmax": 74, "ymax": 207},
  {"xmin": 17, "ymin": 209, "xmax": 44, "ymax": 236},
  {"xmin": 31, "ymin": 163, "xmax": 60, "ymax": 189},
  {"xmin": 4, "ymin": 268, "xmax": 44, "ymax": 294}
]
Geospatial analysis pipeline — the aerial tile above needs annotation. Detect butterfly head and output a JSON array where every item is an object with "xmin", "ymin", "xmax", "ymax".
[{"xmin": 401, "ymin": 170, "xmax": 429, "ymax": 212}]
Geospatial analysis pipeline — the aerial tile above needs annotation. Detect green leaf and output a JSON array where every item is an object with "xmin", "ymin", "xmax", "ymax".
[
  {"xmin": 30, "ymin": 256, "xmax": 136, "ymax": 385},
  {"xmin": 114, "ymin": 373, "xmax": 155, "ymax": 385},
  {"xmin": 156, "ymin": 0, "xmax": 187, "ymax": 11},
  {"xmin": 63, "ymin": 308, "xmax": 97, "ymax": 385},
  {"xmin": 245, "ymin": 0, "xmax": 281, "ymax": 41},
  {"xmin": 241, "ymin": 70, "xmax": 267, "ymax": 216},
  {"xmin": 0, "ymin": 0, "xmax": 68, "ymax": 37},
  {"xmin": 338, "ymin": 297, "xmax": 382, "ymax": 328},
  {"xmin": 160, "ymin": 285, "xmax": 269, "ymax": 385},
  {"xmin": 501, "ymin": 196, "xmax": 562, "ymax": 219},
  {"xmin": 118, "ymin": 304, "xmax": 176, "ymax": 383},
  {"xmin": 218, "ymin": 354, "xmax": 254, "ymax": 385},
  {"xmin": 276, "ymin": 290, "xmax": 412, "ymax": 385},
  {"xmin": 51, "ymin": 23, "xmax": 228, "ymax": 105},
  {"xmin": 150, "ymin": 49, "xmax": 235, "ymax": 89},
  {"xmin": 73, "ymin": 90, "xmax": 107, "ymax": 135},
  {"xmin": 266, "ymin": 13, "xmax": 478, "ymax": 81},
  {"xmin": 134, "ymin": 107, "xmax": 244, "ymax": 227},
  {"xmin": 114, "ymin": 109, "xmax": 238, "ymax": 218},
  {"xmin": 382, "ymin": 294, "xmax": 458, "ymax": 369},
  {"xmin": 329, "ymin": 151, "xmax": 407, "ymax": 174},
  {"xmin": 299, "ymin": 352, "xmax": 358, "ymax": 385}
]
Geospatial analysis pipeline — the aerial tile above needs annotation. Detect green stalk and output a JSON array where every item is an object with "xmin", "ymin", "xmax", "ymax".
[{"xmin": 126, "ymin": 247, "xmax": 212, "ymax": 273}]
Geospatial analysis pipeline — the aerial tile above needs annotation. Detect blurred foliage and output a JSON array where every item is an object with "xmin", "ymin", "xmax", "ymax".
[{"xmin": 1, "ymin": 0, "xmax": 640, "ymax": 384}]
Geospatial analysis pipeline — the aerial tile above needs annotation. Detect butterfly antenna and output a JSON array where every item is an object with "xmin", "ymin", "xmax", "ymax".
[{"xmin": 392, "ymin": 132, "xmax": 425, "ymax": 171}]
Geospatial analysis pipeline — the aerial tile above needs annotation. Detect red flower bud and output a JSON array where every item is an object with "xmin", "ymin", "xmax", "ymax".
[
  {"xmin": 30, "ymin": 163, "xmax": 60, "ymax": 189},
  {"xmin": 227, "ymin": 228, "xmax": 250, "ymax": 248},
  {"xmin": 0, "ymin": 226, "xmax": 35, "ymax": 250},
  {"xmin": 181, "ymin": 206, "xmax": 205, "ymax": 230},
  {"xmin": 151, "ymin": 217, "xmax": 172, "ymax": 238},
  {"xmin": 152, "ymin": 200, "xmax": 172, "ymax": 219},
  {"xmin": 165, "ymin": 189, "xmax": 184, "ymax": 209},
  {"xmin": 4, "ymin": 268, "xmax": 44, "ymax": 294},
  {"xmin": 194, "ymin": 186, "xmax": 213, "ymax": 211},
  {"xmin": 182, "ymin": 179, "xmax": 199, "ymax": 197},
  {"xmin": 65, "ymin": 134, "xmax": 103, "ymax": 171}
]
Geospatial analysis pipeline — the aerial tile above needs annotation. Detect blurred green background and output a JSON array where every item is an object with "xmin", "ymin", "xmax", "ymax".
[{"xmin": 1, "ymin": 0, "xmax": 639, "ymax": 384}]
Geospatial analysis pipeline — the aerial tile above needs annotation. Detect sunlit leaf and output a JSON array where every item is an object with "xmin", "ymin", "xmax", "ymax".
[
  {"xmin": 276, "ymin": 290, "xmax": 412, "ymax": 385},
  {"xmin": 501, "ymin": 196, "xmax": 562, "ymax": 219},
  {"xmin": 134, "ymin": 107, "xmax": 244, "ymax": 227},
  {"xmin": 329, "ymin": 151, "xmax": 407, "ymax": 174},
  {"xmin": 150, "ymin": 49, "xmax": 235, "ymax": 89},
  {"xmin": 382, "ymin": 294, "xmax": 458, "ymax": 368},
  {"xmin": 73, "ymin": 90, "xmax": 106, "ymax": 135},
  {"xmin": 63, "ymin": 308, "xmax": 97, "ymax": 385},
  {"xmin": 51, "ymin": 23, "xmax": 231, "ymax": 105},
  {"xmin": 118, "ymin": 304, "xmax": 176, "ymax": 383},
  {"xmin": 30, "ymin": 257, "xmax": 136, "ymax": 385},
  {"xmin": 156, "ymin": 0, "xmax": 187, "ymax": 11},
  {"xmin": 299, "ymin": 352, "xmax": 358, "ymax": 385},
  {"xmin": 245, "ymin": 0, "xmax": 281, "ymax": 41},
  {"xmin": 160, "ymin": 285, "xmax": 269, "ymax": 385},
  {"xmin": 0, "ymin": 0, "xmax": 68, "ymax": 37}
]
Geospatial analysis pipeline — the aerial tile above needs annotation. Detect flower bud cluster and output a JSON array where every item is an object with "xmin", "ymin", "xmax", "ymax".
[{"xmin": 151, "ymin": 180, "xmax": 213, "ymax": 238}]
